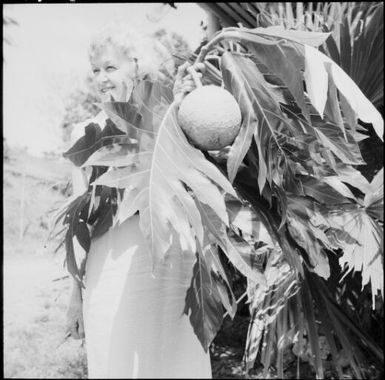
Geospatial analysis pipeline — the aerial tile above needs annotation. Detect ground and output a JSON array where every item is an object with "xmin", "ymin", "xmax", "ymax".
[
  {"xmin": 4, "ymin": 149, "xmax": 87, "ymax": 378},
  {"xmin": 4, "ymin": 254, "xmax": 88, "ymax": 378}
]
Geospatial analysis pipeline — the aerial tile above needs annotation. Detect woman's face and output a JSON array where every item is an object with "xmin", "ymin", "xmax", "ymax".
[{"xmin": 90, "ymin": 45, "xmax": 137, "ymax": 102}]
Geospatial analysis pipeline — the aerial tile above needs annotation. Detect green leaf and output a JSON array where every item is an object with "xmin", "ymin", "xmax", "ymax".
[
  {"xmin": 244, "ymin": 247, "xmax": 299, "ymax": 371},
  {"xmin": 308, "ymin": 279, "xmax": 344, "ymax": 379},
  {"xmin": 81, "ymin": 185, "xmax": 119, "ymax": 239},
  {"xmin": 300, "ymin": 175, "xmax": 352, "ymax": 205},
  {"xmin": 99, "ymin": 101, "xmax": 143, "ymax": 135},
  {"xmin": 74, "ymin": 221, "xmax": 91, "ymax": 253},
  {"xmin": 196, "ymin": 200, "xmax": 267, "ymax": 287},
  {"xmin": 333, "ymin": 163, "xmax": 371, "ymax": 195},
  {"xmin": 301, "ymin": 282, "xmax": 324, "ymax": 378},
  {"xmin": 322, "ymin": 176, "xmax": 357, "ymax": 201},
  {"xmin": 307, "ymin": 271, "xmax": 383, "ymax": 378},
  {"xmin": 329, "ymin": 205, "xmax": 383, "ymax": 307},
  {"xmin": 96, "ymin": 100, "xmax": 237, "ymax": 269},
  {"xmin": 63, "ymin": 123, "xmax": 103, "ymax": 167},
  {"xmin": 94, "ymin": 162, "xmax": 150, "ymax": 189},
  {"xmin": 220, "ymin": 53, "xmax": 259, "ymax": 183},
  {"xmin": 244, "ymin": 35, "xmax": 310, "ymax": 122},
  {"xmin": 312, "ymin": 276, "xmax": 375, "ymax": 378},
  {"xmin": 313, "ymin": 119, "xmax": 364, "ymax": 165},
  {"xmin": 204, "ymin": 245, "xmax": 237, "ymax": 319},
  {"xmin": 64, "ymin": 230, "xmax": 82, "ymax": 284},
  {"xmin": 61, "ymin": 191, "xmax": 91, "ymax": 285},
  {"xmin": 364, "ymin": 168, "xmax": 384, "ymax": 220},
  {"xmin": 81, "ymin": 143, "xmax": 141, "ymax": 168},
  {"xmin": 64, "ymin": 80, "xmax": 172, "ymax": 168},
  {"xmin": 183, "ymin": 246, "xmax": 225, "ymax": 352},
  {"xmin": 322, "ymin": 283, "xmax": 384, "ymax": 363},
  {"xmin": 221, "ymin": 52, "xmax": 289, "ymax": 191},
  {"xmin": 63, "ymin": 119, "xmax": 126, "ymax": 167},
  {"xmin": 323, "ymin": 64, "xmax": 347, "ymax": 140},
  {"xmin": 50, "ymin": 194, "xmax": 84, "ymax": 232},
  {"xmin": 99, "ymin": 80, "xmax": 173, "ymax": 135},
  {"xmin": 329, "ymin": 3, "xmax": 384, "ymax": 109},
  {"xmin": 286, "ymin": 216, "xmax": 330, "ymax": 279},
  {"xmin": 285, "ymin": 194, "xmax": 350, "ymax": 278},
  {"xmin": 304, "ymin": 44, "xmax": 383, "ymax": 140},
  {"xmin": 91, "ymin": 202, "xmax": 115, "ymax": 238},
  {"xmin": 304, "ymin": 47, "xmax": 329, "ymax": 118},
  {"xmin": 247, "ymin": 25, "xmax": 331, "ymax": 47},
  {"xmin": 244, "ymin": 308, "xmax": 265, "ymax": 372},
  {"xmin": 226, "ymin": 198, "xmax": 277, "ymax": 249}
]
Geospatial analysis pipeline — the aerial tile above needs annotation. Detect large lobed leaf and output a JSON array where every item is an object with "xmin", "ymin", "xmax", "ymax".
[
  {"xmin": 217, "ymin": 27, "xmax": 382, "ymax": 190},
  {"xmin": 63, "ymin": 119, "xmax": 130, "ymax": 167},
  {"xmin": 83, "ymin": 82, "xmax": 260, "ymax": 350},
  {"xmin": 90, "ymin": 102, "xmax": 238, "ymax": 269},
  {"xmin": 221, "ymin": 52, "xmax": 289, "ymax": 189}
]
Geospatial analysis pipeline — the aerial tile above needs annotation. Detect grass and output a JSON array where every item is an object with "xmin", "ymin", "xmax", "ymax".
[{"xmin": 4, "ymin": 253, "xmax": 88, "ymax": 379}]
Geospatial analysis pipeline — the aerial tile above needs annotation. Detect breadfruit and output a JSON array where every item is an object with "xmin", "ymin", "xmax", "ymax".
[{"xmin": 177, "ymin": 85, "xmax": 242, "ymax": 150}]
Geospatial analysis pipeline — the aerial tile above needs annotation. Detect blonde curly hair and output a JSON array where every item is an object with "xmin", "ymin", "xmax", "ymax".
[{"xmin": 88, "ymin": 23, "xmax": 175, "ymax": 81}]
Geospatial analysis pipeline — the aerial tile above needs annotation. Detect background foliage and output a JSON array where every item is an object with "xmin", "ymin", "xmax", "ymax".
[{"xmin": 192, "ymin": 2, "xmax": 383, "ymax": 378}]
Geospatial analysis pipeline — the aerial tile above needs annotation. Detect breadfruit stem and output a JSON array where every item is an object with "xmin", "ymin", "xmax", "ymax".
[
  {"xmin": 196, "ymin": 27, "xmax": 286, "ymax": 64},
  {"xmin": 196, "ymin": 29, "xmax": 244, "ymax": 63}
]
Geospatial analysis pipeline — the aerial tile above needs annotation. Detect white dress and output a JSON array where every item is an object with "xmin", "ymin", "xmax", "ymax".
[
  {"xmin": 82, "ymin": 215, "xmax": 212, "ymax": 378},
  {"xmin": 72, "ymin": 114, "xmax": 212, "ymax": 379}
]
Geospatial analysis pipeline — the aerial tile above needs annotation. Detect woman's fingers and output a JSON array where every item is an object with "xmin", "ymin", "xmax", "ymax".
[
  {"xmin": 183, "ymin": 73, "xmax": 202, "ymax": 81},
  {"xmin": 175, "ymin": 75, "xmax": 202, "ymax": 92},
  {"xmin": 175, "ymin": 61, "xmax": 190, "ymax": 80},
  {"xmin": 67, "ymin": 322, "xmax": 80, "ymax": 340},
  {"xmin": 182, "ymin": 74, "xmax": 202, "ymax": 88},
  {"xmin": 66, "ymin": 302, "xmax": 84, "ymax": 340},
  {"xmin": 193, "ymin": 62, "xmax": 206, "ymax": 73},
  {"xmin": 173, "ymin": 62, "xmax": 205, "ymax": 105},
  {"xmin": 181, "ymin": 73, "xmax": 192, "ymax": 82},
  {"xmin": 78, "ymin": 319, "xmax": 85, "ymax": 339},
  {"xmin": 67, "ymin": 319, "xmax": 85, "ymax": 340},
  {"xmin": 176, "ymin": 62, "xmax": 205, "ymax": 79},
  {"xmin": 182, "ymin": 85, "xmax": 196, "ymax": 94}
]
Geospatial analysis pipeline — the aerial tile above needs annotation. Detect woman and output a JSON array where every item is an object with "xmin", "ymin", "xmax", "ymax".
[{"xmin": 66, "ymin": 24, "xmax": 210, "ymax": 378}]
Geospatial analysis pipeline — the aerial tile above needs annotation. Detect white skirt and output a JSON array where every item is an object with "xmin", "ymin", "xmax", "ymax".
[{"xmin": 82, "ymin": 214, "xmax": 212, "ymax": 379}]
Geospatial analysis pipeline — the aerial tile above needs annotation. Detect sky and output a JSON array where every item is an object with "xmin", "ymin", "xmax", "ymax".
[{"xmin": 3, "ymin": 3, "xmax": 207, "ymax": 156}]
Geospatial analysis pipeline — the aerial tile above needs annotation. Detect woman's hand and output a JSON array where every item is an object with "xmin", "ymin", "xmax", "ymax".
[
  {"xmin": 173, "ymin": 62, "xmax": 206, "ymax": 106},
  {"xmin": 66, "ymin": 280, "xmax": 85, "ymax": 340}
]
